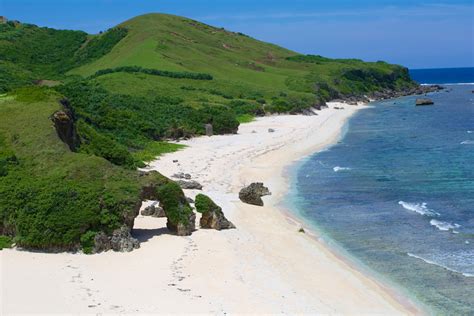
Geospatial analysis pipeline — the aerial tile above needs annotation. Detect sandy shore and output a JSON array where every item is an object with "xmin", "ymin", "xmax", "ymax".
[{"xmin": 1, "ymin": 103, "xmax": 423, "ymax": 314}]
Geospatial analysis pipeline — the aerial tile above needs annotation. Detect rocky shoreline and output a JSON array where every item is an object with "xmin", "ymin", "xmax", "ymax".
[{"xmin": 331, "ymin": 84, "xmax": 444, "ymax": 105}]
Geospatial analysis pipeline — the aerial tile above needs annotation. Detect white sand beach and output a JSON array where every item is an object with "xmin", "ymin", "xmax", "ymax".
[{"xmin": 1, "ymin": 103, "xmax": 423, "ymax": 314}]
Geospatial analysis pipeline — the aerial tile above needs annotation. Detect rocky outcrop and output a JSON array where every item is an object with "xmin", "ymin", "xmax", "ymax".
[
  {"xmin": 172, "ymin": 172, "xmax": 192, "ymax": 180},
  {"xmin": 195, "ymin": 194, "xmax": 235, "ymax": 230},
  {"xmin": 51, "ymin": 99, "xmax": 80, "ymax": 151},
  {"xmin": 239, "ymin": 182, "xmax": 271, "ymax": 206},
  {"xmin": 416, "ymin": 98, "xmax": 434, "ymax": 106},
  {"xmin": 205, "ymin": 123, "xmax": 213, "ymax": 136},
  {"xmin": 177, "ymin": 180, "xmax": 203, "ymax": 190},
  {"xmin": 94, "ymin": 225, "xmax": 140, "ymax": 253},
  {"xmin": 141, "ymin": 172, "xmax": 196, "ymax": 236},
  {"xmin": 141, "ymin": 202, "xmax": 166, "ymax": 217},
  {"xmin": 166, "ymin": 212, "xmax": 196, "ymax": 236}
]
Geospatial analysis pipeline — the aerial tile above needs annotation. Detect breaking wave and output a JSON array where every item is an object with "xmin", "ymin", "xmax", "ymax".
[{"xmin": 398, "ymin": 201, "xmax": 440, "ymax": 216}]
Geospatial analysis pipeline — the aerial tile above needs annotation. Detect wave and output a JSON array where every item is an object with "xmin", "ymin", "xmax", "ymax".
[
  {"xmin": 420, "ymin": 83, "xmax": 474, "ymax": 86},
  {"xmin": 430, "ymin": 219, "xmax": 460, "ymax": 233},
  {"xmin": 333, "ymin": 166, "xmax": 351, "ymax": 172},
  {"xmin": 467, "ymin": 131, "xmax": 473, "ymax": 134},
  {"xmin": 407, "ymin": 253, "xmax": 474, "ymax": 277},
  {"xmin": 460, "ymin": 140, "xmax": 474, "ymax": 144},
  {"xmin": 398, "ymin": 201, "xmax": 440, "ymax": 216}
]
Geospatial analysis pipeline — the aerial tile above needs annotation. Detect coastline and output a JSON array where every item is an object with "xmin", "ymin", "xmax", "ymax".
[{"xmin": 1, "ymin": 102, "xmax": 425, "ymax": 314}]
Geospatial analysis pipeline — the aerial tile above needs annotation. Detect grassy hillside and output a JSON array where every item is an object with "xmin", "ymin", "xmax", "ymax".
[
  {"xmin": 0, "ymin": 13, "xmax": 420, "ymax": 252},
  {"xmin": 0, "ymin": 87, "xmax": 193, "ymax": 251}
]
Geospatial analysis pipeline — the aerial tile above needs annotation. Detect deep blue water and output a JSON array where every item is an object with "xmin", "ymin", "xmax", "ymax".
[
  {"xmin": 410, "ymin": 67, "xmax": 474, "ymax": 84},
  {"xmin": 289, "ymin": 83, "xmax": 474, "ymax": 314}
]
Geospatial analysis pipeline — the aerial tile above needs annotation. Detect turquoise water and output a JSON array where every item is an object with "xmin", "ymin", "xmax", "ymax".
[{"xmin": 289, "ymin": 84, "xmax": 474, "ymax": 314}]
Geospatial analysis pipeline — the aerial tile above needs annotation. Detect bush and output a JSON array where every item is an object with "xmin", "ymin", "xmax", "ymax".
[
  {"xmin": 156, "ymin": 182, "xmax": 193, "ymax": 226},
  {"xmin": 90, "ymin": 66, "xmax": 213, "ymax": 81}
]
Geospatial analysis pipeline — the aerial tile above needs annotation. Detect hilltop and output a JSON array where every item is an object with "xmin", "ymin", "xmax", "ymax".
[{"xmin": 0, "ymin": 13, "xmax": 430, "ymax": 252}]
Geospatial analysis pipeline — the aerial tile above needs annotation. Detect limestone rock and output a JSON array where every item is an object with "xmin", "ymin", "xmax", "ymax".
[
  {"xmin": 167, "ymin": 212, "xmax": 196, "ymax": 236},
  {"xmin": 177, "ymin": 180, "xmax": 203, "ymax": 190},
  {"xmin": 93, "ymin": 225, "xmax": 140, "ymax": 253},
  {"xmin": 416, "ymin": 98, "xmax": 434, "ymax": 106},
  {"xmin": 195, "ymin": 194, "xmax": 235, "ymax": 230},
  {"xmin": 51, "ymin": 99, "xmax": 80, "ymax": 151},
  {"xmin": 141, "ymin": 203, "xmax": 165, "ymax": 217},
  {"xmin": 172, "ymin": 172, "xmax": 192, "ymax": 180},
  {"xmin": 238, "ymin": 182, "xmax": 271, "ymax": 206}
]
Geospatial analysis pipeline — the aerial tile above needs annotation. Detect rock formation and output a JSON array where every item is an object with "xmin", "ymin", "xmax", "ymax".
[
  {"xmin": 416, "ymin": 98, "xmax": 434, "ymax": 106},
  {"xmin": 195, "ymin": 194, "xmax": 235, "ymax": 230},
  {"xmin": 177, "ymin": 180, "xmax": 203, "ymax": 190},
  {"xmin": 93, "ymin": 225, "xmax": 140, "ymax": 253},
  {"xmin": 239, "ymin": 182, "xmax": 271, "ymax": 206},
  {"xmin": 51, "ymin": 99, "xmax": 80, "ymax": 151},
  {"xmin": 172, "ymin": 172, "xmax": 192, "ymax": 180},
  {"xmin": 205, "ymin": 123, "xmax": 213, "ymax": 136},
  {"xmin": 141, "ymin": 202, "xmax": 166, "ymax": 217}
]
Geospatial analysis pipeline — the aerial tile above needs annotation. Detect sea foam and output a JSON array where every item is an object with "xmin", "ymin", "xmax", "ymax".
[
  {"xmin": 398, "ymin": 201, "xmax": 440, "ymax": 216},
  {"xmin": 407, "ymin": 252, "xmax": 474, "ymax": 277},
  {"xmin": 460, "ymin": 140, "xmax": 474, "ymax": 145},
  {"xmin": 333, "ymin": 166, "xmax": 351, "ymax": 172},
  {"xmin": 430, "ymin": 219, "xmax": 460, "ymax": 233}
]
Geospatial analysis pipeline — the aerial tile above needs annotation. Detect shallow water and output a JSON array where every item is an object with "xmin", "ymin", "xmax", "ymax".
[{"xmin": 290, "ymin": 84, "xmax": 474, "ymax": 314}]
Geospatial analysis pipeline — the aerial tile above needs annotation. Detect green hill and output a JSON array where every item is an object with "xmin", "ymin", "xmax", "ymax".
[{"xmin": 0, "ymin": 13, "xmax": 420, "ymax": 252}]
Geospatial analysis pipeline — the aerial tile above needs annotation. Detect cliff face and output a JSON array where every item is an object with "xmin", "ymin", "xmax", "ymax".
[{"xmin": 51, "ymin": 99, "xmax": 80, "ymax": 151}]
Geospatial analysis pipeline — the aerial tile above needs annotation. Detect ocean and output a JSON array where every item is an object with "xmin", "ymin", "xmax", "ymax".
[{"xmin": 288, "ymin": 68, "xmax": 474, "ymax": 314}]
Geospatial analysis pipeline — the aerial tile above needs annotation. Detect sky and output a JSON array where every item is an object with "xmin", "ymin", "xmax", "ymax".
[{"xmin": 2, "ymin": 0, "xmax": 473, "ymax": 69}]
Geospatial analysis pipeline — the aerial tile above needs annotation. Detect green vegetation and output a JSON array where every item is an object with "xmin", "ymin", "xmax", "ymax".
[
  {"xmin": 132, "ymin": 141, "xmax": 186, "ymax": 163},
  {"xmin": 90, "ymin": 66, "xmax": 213, "ymax": 80},
  {"xmin": 237, "ymin": 114, "xmax": 255, "ymax": 124},
  {"xmin": 195, "ymin": 193, "xmax": 218, "ymax": 214},
  {"xmin": 0, "ymin": 235, "xmax": 13, "ymax": 249},
  {"xmin": 156, "ymin": 182, "xmax": 193, "ymax": 226},
  {"xmin": 0, "ymin": 13, "xmax": 420, "ymax": 252},
  {"xmin": 0, "ymin": 88, "xmax": 190, "ymax": 251}
]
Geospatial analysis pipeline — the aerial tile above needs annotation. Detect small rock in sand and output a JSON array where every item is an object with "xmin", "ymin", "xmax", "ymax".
[
  {"xmin": 268, "ymin": 128, "xmax": 275, "ymax": 133},
  {"xmin": 177, "ymin": 180, "xmax": 203, "ymax": 190}
]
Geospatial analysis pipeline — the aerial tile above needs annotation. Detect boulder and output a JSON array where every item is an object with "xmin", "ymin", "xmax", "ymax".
[
  {"xmin": 172, "ymin": 172, "xmax": 192, "ymax": 180},
  {"xmin": 93, "ymin": 225, "xmax": 140, "ymax": 253},
  {"xmin": 238, "ymin": 182, "xmax": 271, "ymax": 206},
  {"xmin": 141, "ymin": 204, "xmax": 166, "ymax": 217},
  {"xmin": 268, "ymin": 128, "xmax": 275, "ymax": 133},
  {"xmin": 177, "ymin": 180, "xmax": 203, "ymax": 190},
  {"xmin": 195, "ymin": 194, "xmax": 235, "ymax": 230},
  {"xmin": 167, "ymin": 212, "xmax": 196, "ymax": 236},
  {"xmin": 416, "ymin": 98, "xmax": 434, "ymax": 106},
  {"xmin": 186, "ymin": 197, "xmax": 194, "ymax": 204},
  {"xmin": 205, "ymin": 123, "xmax": 213, "ymax": 136},
  {"xmin": 51, "ymin": 99, "xmax": 80, "ymax": 151}
]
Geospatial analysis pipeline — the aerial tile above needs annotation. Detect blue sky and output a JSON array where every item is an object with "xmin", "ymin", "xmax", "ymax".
[{"xmin": 2, "ymin": 0, "xmax": 473, "ymax": 68}]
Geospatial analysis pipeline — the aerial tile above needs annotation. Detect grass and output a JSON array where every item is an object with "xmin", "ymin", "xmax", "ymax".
[
  {"xmin": 132, "ymin": 141, "xmax": 186, "ymax": 163},
  {"xmin": 0, "ymin": 235, "xmax": 13, "ymax": 250},
  {"xmin": 237, "ymin": 114, "xmax": 255, "ymax": 124},
  {"xmin": 0, "ymin": 87, "xmax": 192, "ymax": 251}
]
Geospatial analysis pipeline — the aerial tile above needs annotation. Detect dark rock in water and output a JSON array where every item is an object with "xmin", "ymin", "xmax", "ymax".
[
  {"xmin": 195, "ymin": 194, "xmax": 235, "ymax": 230},
  {"xmin": 177, "ymin": 180, "xmax": 203, "ymax": 190},
  {"xmin": 239, "ymin": 182, "xmax": 271, "ymax": 206},
  {"xmin": 416, "ymin": 98, "xmax": 434, "ymax": 106},
  {"xmin": 205, "ymin": 123, "xmax": 213, "ymax": 136},
  {"xmin": 93, "ymin": 225, "xmax": 140, "ymax": 253},
  {"xmin": 167, "ymin": 212, "xmax": 196, "ymax": 236},
  {"xmin": 141, "ymin": 203, "xmax": 165, "ymax": 217},
  {"xmin": 51, "ymin": 99, "xmax": 80, "ymax": 151},
  {"xmin": 172, "ymin": 172, "xmax": 191, "ymax": 180}
]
